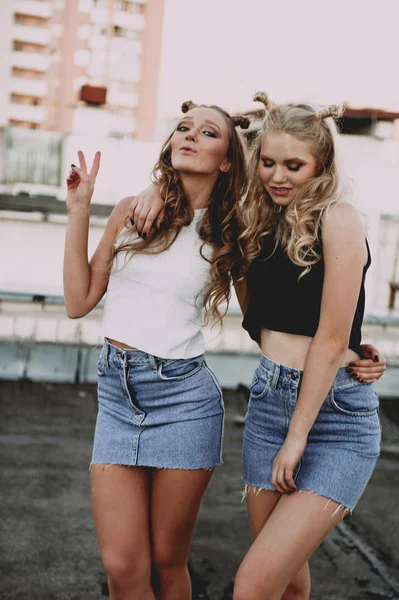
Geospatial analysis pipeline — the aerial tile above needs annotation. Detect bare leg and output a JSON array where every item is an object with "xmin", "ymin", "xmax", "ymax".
[
  {"xmin": 234, "ymin": 491, "xmax": 345, "ymax": 600},
  {"xmin": 151, "ymin": 468, "xmax": 214, "ymax": 600},
  {"xmin": 246, "ymin": 488, "xmax": 311, "ymax": 600},
  {"xmin": 91, "ymin": 464, "xmax": 155, "ymax": 600}
]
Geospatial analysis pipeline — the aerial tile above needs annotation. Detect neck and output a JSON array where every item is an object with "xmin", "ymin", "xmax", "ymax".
[{"xmin": 179, "ymin": 172, "xmax": 218, "ymax": 210}]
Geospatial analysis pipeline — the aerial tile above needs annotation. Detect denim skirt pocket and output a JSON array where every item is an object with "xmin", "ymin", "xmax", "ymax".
[
  {"xmin": 249, "ymin": 368, "xmax": 271, "ymax": 400},
  {"xmin": 329, "ymin": 382, "xmax": 379, "ymax": 417},
  {"xmin": 157, "ymin": 355, "xmax": 205, "ymax": 381}
]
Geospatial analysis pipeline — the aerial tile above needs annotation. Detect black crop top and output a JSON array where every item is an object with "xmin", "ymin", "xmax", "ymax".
[{"xmin": 242, "ymin": 234, "xmax": 371, "ymax": 353}]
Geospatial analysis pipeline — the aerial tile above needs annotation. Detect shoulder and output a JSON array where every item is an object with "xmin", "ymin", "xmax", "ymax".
[
  {"xmin": 322, "ymin": 201, "xmax": 365, "ymax": 243},
  {"xmin": 107, "ymin": 196, "xmax": 135, "ymax": 235}
]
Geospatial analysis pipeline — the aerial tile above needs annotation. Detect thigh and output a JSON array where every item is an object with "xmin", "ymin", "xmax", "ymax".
[
  {"xmin": 245, "ymin": 487, "xmax": 281, "ymax": 539},
  {"xmin": 238, "ymin": 491, "xmax": 345, "ymax": 597},
  {"xmin": 91, "ymin": 464, "xmax": 152, "ymax": 565},
  {"xmin": 151, "ymin": 468, "xmax": 214, "ymax": 563}
]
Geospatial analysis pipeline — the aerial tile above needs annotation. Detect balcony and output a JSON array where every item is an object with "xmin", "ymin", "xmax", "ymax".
[
  {"xmin": 13, "ymin": 24, "xmax": 51, "ymax": 46},
  {"xmin": 113, "ymin": 10, "xmax": 144, "ymax": 31},
  {"xmin": 12, "ymin": 50, "xmax": 50, "ymax": 72},
  {"xmin": 8, "ymin": 103, "xmax": 47, "ymax": 124},
  {"xmin": 14, "ymin": 0, "xmax": 52, "ymax": 19},
  {"xmin": 1, "ymin": 126, "xmax": 62, "ymax": 185},
  {"xmin": 11, "ymin": 76, "xmax": 48, "ymax": 98}
]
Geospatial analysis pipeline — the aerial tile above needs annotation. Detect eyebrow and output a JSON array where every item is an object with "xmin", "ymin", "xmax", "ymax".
[
  {"xmin": 260, "ymin": 155, "xmax": 306, "ymax": 163},
  {"xmin": 178, "ymin": 117, "xmax": 222, "ymax": 134}
]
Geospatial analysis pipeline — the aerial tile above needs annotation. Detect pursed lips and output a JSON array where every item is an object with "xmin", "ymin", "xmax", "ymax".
[{"xmin": 179, "ymin": 146, "xmax": 197, "ymax": 153}]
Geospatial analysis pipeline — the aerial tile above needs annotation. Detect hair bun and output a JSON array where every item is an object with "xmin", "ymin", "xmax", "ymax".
[
  {"xmin": 231, "ymin": 115, "xmax": 250, "ymax": 130},
  {"xmin": 181, "ymin": 100, "xmax": 198, "ymax": 113},
  {"xmin": 317, "ymin": 104, "xmax": 343, "ymax": 121},
  {"xmin": 253, "ymin": 91, "xmax": 275, "ymax": 113}
]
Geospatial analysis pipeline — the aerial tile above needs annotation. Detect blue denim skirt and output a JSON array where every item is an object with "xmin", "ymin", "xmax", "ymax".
[
  {"xmin": 92, "ymin": 339, "xmax": 224, "ymax": 469},
  {"xmin": 243, "ymin": 354, "xmax": 381, "ymax": 510}
]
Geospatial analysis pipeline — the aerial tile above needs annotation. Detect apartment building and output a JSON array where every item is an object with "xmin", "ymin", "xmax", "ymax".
[{"xmin": 1, "ymin": 0, "xmax": 165, "ymax": 140}]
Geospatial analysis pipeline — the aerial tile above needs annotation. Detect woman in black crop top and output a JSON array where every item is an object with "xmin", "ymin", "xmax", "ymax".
[
  {"xmin": 232, "ymin": 94, "xmax": 383, "ymax": 600},
  {"xmin": 127, "ymin": 95, "xmax": 386, "ymax": 600}
]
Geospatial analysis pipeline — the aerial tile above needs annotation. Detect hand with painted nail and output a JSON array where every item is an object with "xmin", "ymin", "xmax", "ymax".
[
  {"xmin": 348, "ymin": 343, "xmax": 387, "ymax": 383},
  {"xmin": 66, "ymin": 150, "xmax": 101, "ymax": 214},
  {"xmin": 271, "ymin": 434, "xmax": 307, "ymax": 494},
  {"xmin": 128, "ymin": 184, "xmax": 165, "ymax": 235}
]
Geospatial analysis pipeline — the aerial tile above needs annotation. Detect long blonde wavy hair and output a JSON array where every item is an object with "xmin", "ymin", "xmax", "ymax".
[
  {"xmin": 114, "ymin": 101, "xmax": 249, "ymax": 324},
  {"xmin": 239, "ymin": 92, "xmax": 347, "ymax": 277}
]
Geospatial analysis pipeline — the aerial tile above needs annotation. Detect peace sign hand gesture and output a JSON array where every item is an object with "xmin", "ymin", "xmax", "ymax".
[{"xmin": 66, "ymin": 150, "xmax": 101, "ymax": 213}]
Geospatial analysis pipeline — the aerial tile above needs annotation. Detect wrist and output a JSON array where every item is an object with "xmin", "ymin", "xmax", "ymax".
[
  {"xmin": 287, "ymin": 417, "xmax": 311, "ymax": 440},
  {"xmin": 67, "ymin": 204, "xmax": 90, "ymax": 217}
]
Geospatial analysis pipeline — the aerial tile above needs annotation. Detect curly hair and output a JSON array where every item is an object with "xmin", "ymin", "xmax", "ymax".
[
  {"xmin": 239, "ymin": 92, "xmax": 347, "ymax": 278},
  {"xmin": 114, "ymin": 102, "xmax": 249, "ymax": 325}
]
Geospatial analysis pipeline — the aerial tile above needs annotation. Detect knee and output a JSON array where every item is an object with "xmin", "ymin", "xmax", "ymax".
[
  {"xmin": 102, "ymin": 548, "xmax": 151, "ymax": 585},
  {"xmin": 282, "ymin": 578, "xmax": 311, "ymax": 600},
  {"xmin": 233, "ymin": 571, "xmax": 263, "ymax": 600},
  {"xmin": 152, "ymin": 546, "xmax": 186, "ymax": 575},
  {"xmin": 234, "ymin": 568, "xmax": 280, "ymax": 600}
]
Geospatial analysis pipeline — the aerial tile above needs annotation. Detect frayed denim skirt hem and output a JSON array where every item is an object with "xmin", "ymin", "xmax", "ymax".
[{"xmin": 91, "ymin": 339, "xmax": 224, "ymax": 470}]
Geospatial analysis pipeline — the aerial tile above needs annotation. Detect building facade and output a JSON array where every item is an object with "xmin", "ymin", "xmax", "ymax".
[{"xmin": 0, "ymin": 0, "xmax": 165, "ymax": 140}]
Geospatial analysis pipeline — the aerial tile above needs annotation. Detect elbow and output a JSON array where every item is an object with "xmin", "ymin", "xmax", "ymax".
[
  {"xmin": 314, "ymin": 329, "xmax": 349, "ymax": 357},
  {"xmin": 65, "ymin": 305, "xmax": 88, "ymax": 319}
]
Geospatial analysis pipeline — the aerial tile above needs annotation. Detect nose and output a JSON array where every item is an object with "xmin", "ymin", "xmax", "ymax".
[
  {"xmin": 271, "ymin": 165, "xmax": 287, "ymax": 184},
  {"xmin": 185, "ymin": 129, "xmax": 197, "ymax": 142}
]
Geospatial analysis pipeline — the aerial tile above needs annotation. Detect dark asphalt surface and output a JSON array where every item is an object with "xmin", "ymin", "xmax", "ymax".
[{"xmin": 0, "ymin": 380, "xmax": 398, "ymax": 600}]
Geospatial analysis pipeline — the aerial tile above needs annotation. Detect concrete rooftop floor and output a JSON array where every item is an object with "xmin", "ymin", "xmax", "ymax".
[{"xmin": 1, "ymin": 380, "xmax": 399, "ymax": 600}]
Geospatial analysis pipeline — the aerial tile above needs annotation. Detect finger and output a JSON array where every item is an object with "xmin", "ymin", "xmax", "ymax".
[
  {"xmin": 155, "ymin": 207, "xmax": 165, "ymax": 229},
  {"xmin": 356, "ymin": 373, "xmax": 382, "ymax": 384},
  {"xmin": 141, "ymin": 206, "xmax": 160, "ymax": 234},
  {"xmin": 284, "ymin": 469, "xmax": 296, "ymax": 491},
  {"xmin": 128, "ymin": 197, "xmax": 139, "ymax": 220},
  {"xmin": 137, "ymin": 207, "xmax": 151, "ymax": 233},
  {"xmin": 273, "ymin": 466, "xmax": 290, "ymax": 493},
  {"xmin": 349, "ymin": 365, "xmax": 386, "ymax": 375},
  {"xmin": 77, "ymin": 150, "xmax": 88, "ymax": 173},
  {"xmin": 70, "ymin": 164, "xmax": 85, "ymax": 180},
  {"xmin": 348, "ymin": 359, "xmax": 379, "ymax": 368},
  {"xmin": 362, "ymin": 344, "xmax": 380, "ymax": 360},
  {"xmin": 89, "ymin": 150, "xmax": 101, "ymax": 179}
]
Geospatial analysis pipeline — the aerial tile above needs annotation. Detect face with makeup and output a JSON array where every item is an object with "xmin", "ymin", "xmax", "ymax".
[
  {"xmin": 170, "ymin": 107, "xmax": 231, "ymax": 177},
  {"xmin": 258, "ymin": 132, "xmax": 318, "ymax": 207}
]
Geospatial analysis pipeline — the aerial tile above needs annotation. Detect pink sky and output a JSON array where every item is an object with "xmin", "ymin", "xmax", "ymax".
[{"xmin": 158, "ymin": 0, "xmax": 399, "ymax": 118}]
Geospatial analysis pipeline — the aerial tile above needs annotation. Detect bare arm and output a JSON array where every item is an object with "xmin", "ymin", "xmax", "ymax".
[
  {"xmin": 63, "ymin": 150, "xmax": 132, "ymax": 318},
  {"xmin": 271, "ymin": 202, "xmax": 367, "ymax": 493}
]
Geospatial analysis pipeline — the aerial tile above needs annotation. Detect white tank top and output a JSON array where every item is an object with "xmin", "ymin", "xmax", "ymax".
[{"xmin": 102, "ymin": 209, "xmax": 213, "ymax": 359}]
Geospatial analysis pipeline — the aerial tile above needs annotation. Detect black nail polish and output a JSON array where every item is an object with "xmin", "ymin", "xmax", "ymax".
[
  {"xmin": 130, "ymin": 219, "xmax": 134, "ymax": 226},
  {"xmin": 346, "ymin": 367, "xmax": 352, "ymax": 373},
  {"xmin": 142, "ymin": 233, "xmax": 147, "ymax": 239},
  {"xmin": 351, "ymin": 372, "xmax": 358, "ymax": 379},
  {"xmin": 373, "ymin": 355, "xmax": 380, "ymax": 363},
  {"xmin": 71, "ymin": 163, "xmax": 76, "ymax": 167}
]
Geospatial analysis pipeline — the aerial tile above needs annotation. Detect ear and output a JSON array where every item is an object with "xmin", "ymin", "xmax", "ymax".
[{"xmin": 219, "ymin": 158, "xmax": 231, "ymax": 173}]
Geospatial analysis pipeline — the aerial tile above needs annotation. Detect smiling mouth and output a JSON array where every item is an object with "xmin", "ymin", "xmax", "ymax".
[{"xmin": 270, "ymin": 187, "xmax": 292, "ymax": 194}]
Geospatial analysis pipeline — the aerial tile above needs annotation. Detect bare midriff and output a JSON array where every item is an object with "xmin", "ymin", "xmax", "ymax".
[
  {"xmin": 260, "ymin": 329, "xmax": 360, "ymax": 370},
  {"xmin": 107, "ymin": 338, "xmax": 137, "ymax": 350}
]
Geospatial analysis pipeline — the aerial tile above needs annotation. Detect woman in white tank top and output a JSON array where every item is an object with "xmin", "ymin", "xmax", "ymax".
[{"xmin": 63, "ymin": 101, "xmax": 249, "ymax": 599}]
